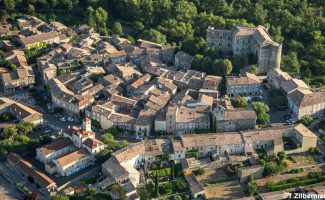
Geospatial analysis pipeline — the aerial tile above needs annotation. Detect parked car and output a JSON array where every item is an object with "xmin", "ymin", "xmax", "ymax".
[
  {"xmin": 67, "ymin": 117, "xmax": 74, "ymax": 122},
  {"xmin": 60, "ymin": 117, "xmax": 66, "ymax": 122}
]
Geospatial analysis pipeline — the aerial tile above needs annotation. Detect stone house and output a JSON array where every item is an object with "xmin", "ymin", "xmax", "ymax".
[
  {"xmin": 212, "ymin": 104, "xmax": 256, "ymax": 132},
  {"xmin": 174, "ymin": 51, "xmax": 194, "ymax": 70},
  {"xmin": 226, "ymin": 72, "xmax": 261, "ymax": 97}
]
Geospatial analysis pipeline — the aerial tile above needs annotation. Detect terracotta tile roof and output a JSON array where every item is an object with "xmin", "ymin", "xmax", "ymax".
[
  {"xmin": 7, "ymin": 153, "xmax": 56, "ymax": 190},
  {"xmin": 55, "ymin": 148, "xmax": 90, "ymax": 167},
  {"xmin": 39, "ymin": 137, "xmax": 74, "ymax": 156},
  {"xmin": 20, "ymin": 31, "xmax": 59, "ymax": 46},
  {"xmin": 226, "ymin": 73, "xmax": 261, "ymax": 85},
  {"xmin": 224, "ymin": 109, "xmax": 257, "ymax": 120},
  {"xmin": 111, "ymin": 94, "xmax": 137, "ymax": 106},
  {"xmin": 83, "ymin": 138, "xmax": 105, "ymax": 149},
  {"xmin": 65, "ymin": 126, "xmax": 95, "ymax": 138}
]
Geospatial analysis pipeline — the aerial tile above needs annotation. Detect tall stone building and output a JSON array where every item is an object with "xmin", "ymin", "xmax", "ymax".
[{"xmin": 206, "ymin": 25, "xmax": 282, "ymax": 73}]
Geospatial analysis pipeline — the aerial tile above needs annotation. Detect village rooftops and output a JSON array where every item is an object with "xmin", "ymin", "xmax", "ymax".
[
  {"xmin": 175, "ymin": 106, "xmax": 209, "ymax": 123},
  {"xmin": 288, "ymin": 89, "xmax": 324, "ymax": 107},
  {"xmin": 180, "ymin": 132, "xmax": 243, "ymax": 148},
  {"xmin": 130, "ymin": 74, "xmax": 152, "ymax": 89},
  {"xmin": 227, "ymin": 72, "xmax": 261, "ymax": 86},
  {"xmin": 102, "ymin": 157, "xmax": 129, "ymax": 180},
  {"xmin": 0, "ymin": 97, "xmax": 43, "ymax": 124},
  {"xmin": 112, "ymin": 142, "xmax": 145, "ymax": 163},
  {"xmin": 19, "ymin": 31, "xmax": 59, "ymax": 46},
  {"xmin": 184, "ymin": 173, "xmax": 205, "ymax": 195},
  {"xmin": 110, "ymin": 94, "xmax": 137, "ymax": 106},
  {"xmin": 83, "ymin": 137, "xmax": 105, "ymax": 149},
  {"xmin": 55, "ymin": 148, "xmax": 90, "ymax": 168},
  {"xmin": 203, "ymin": 75, "xmax": 222, "ymax": 88},
  {"xmin": 108, "ymin": 50, "xmax": 127, "ymax": 58},
  {"xmin": 294, "ymin": 123, "xmax": 318, "ymax": 138},
  {"xmin": 224, "ymin": 109, "xmax": 257, "ymax": 120},
  {"xmin": 64, "ymin": 126, "xmax": 95, "ymax": 139},
  {"xmin": 280, "ymin": 78, "xmax": 310, "ymax": 94},
  {"xmin": 39, "ymin": 137, "xmax": 75, "ymax": 156},
  {"xmin": 7, "ymin": 153, "xmax": 57, "ymax": 191}
]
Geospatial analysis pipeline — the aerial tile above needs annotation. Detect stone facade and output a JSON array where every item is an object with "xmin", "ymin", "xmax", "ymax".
[
  {"xmin": 207, "ymin": 26, "xmax": 282, "ymax": 73},
  {"xmin": 213, "ymin": 105, "xmax": 256, "ymax": 132}
]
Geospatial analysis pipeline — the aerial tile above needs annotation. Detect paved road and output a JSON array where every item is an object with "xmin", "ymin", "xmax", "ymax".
[{"xmin": 0, "ymin": 175, "xmax": 23, "ymax": 200}]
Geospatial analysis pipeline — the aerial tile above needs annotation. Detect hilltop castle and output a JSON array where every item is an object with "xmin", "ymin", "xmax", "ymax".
[{"xmin": 206, "ymin": 25, "xmax": 282, "ymax": 73}]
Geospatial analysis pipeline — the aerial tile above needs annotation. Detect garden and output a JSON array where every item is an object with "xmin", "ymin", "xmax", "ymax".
[
  {"xmin": 266, "ymin": 172, "xmax": 325, "ymax": 192},
  {"xmin": 138, "ymin": 161, "xmax": 189, "ymax": 199}
]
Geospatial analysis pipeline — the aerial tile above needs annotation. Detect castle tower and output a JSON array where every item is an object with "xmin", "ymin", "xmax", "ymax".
[{"xmin": 82, "ymin": 117, "xmax": 91, "ymax": 131}]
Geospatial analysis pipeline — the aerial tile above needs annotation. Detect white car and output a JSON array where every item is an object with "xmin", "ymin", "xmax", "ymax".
[
  {"xmin": 67, "ymin": 117, "xmax": 74, "ymax": 122},
  {"xmin": 60, "ymin": 117, "xmax": 66, "ymax": 122}
]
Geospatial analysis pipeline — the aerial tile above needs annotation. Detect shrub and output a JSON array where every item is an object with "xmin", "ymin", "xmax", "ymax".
[
  {"xmin": 245, "ymin": 176, "xmax": 258, "ymax": 196},
  {"xmin": 193, "ymin": 167, "xmax": 205, "ymax": 176},
  {"xmin": 309, "ymin": 147, "xmax": 320, "ymax": 154},
  {"xmin": 231, "ymin": 96, "xmax": 248, "ymax": 107},
  {"xmin": 152, "ymin": 168, "xmax": 171, "ymax": 177},
  {"xmin": 300, "ymin": 115, "xmax": 313, "ymax": 126}
]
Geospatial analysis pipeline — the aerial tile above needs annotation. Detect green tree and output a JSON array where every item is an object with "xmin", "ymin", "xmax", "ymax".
[
  {"xmin": 27, "ymin": 4, "xmax": 35, "ymax": 14},
  {"xmin": 231, "ymin": 96, "xmax": 248, "ymax": 108},
  {"xmin": 15, "ymin": 135, "xmax": 30, "ymax": 143},
  {"xmin": 95, "ymin": 7, "xmax": 108, "ymax": 33},
  {"xmin": 256, "ymin": 111, "xmax": 270, "ymax": 124},
  {"xmin": 264, "ymin": 161, "xmax": 279, "ymax": 176},
  {"xmin": 132, "ymin": 21, "xmax": 144, "ymax": 37},
  {"xmin": 111, "ymin": 183, "xmax": 126, "ymax": 200},
  {"xmin": 203, "ymin": 0, "xmax": 232, "ymax": 17},
  {"xmin": 52, "ymin": 195, "xmax": 69, "ymax": 200},
  {"xmin": 245, "ymin": 176, "xmax": 258, "ymax": 196},
  {"xmin": 212, "ymin": 59, "xmax": 233, "ymax": 76},
  {"xmin": 170, "ymin": 160, "xmax": 175, "ymax": 180},
  {"xmin": 191, "ymin": 54, "xmax": 204, "ymax": 70},
  {"xmin": 174, "ymin": 0, "xmax": 197, "ymax": 23},
  {"xmin": 111, "ymin": 22, "xmax": 123, "ymax": 35},
  {"xmin": 300, "ymin": 115, "xmax": 313, "ymax": 126},
  {"xmin": 281, "ymin": 52, "xmax": 300, "ymax": 75},
  {"xmin": 16, "ymin": 121, "xmax": 34, "ymax": 135},
  {"xmin": 140, "ymin": 29, "xmax": 167, "ymax": 45},
  {"xmin": 155, "ymin": 174, "xmax": 159, "ymax": 197},
  {"xmin": 277, "ymin": 151, "xmax": 286, "ymax": 161},
  {"xmin": 158, "ymin": 19, "xmax": 194, "ymax": 43},
  {"xmin": 252, "ymin": 102, "xmax": 270, "ymax": 114},
  {"xmin": 251, "ymin": 65, "xmax": 259, "ymax": 74},
  {"xmin": 86, "ymin": 6, "xmax": 96, "ymax": 29},
  {"xmin": 4, "ymin": 0, "xmax": 16, "ymax": 11},
  {"xmin": 2, "ymin": 128, "xmax": 16, "ymax": 139}
]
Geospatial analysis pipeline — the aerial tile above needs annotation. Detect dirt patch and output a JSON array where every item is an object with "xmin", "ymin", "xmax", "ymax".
[
  {"xmin": 286, "ymin": 152, "xmax": 319, "ymax": 168},
  {"xmin": 196, "ymin": 165, "xmax": 235, "ymax": 185},
  {"xmin": 204, "ymin": 182, "xmax": 245, "ymax": 200}
]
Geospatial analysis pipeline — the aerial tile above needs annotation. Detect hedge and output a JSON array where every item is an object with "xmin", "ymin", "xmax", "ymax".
[{"xmin": 269, "ymin": 177, "xmax": 325, "ymax": 191}]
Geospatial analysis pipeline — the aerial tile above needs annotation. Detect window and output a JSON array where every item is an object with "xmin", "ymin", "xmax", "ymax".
[
  {"xmin": 219, "ymin": 43, "xmax": 222, "ymax": 46},
  {"xmin": 228, "ymin": 36, "xmax": 231, "ymax": 40},
  {"xmin": 228, "ymin": 43, "xmax": 231, "ymax": 47},
  {"xmin": 219, "ymin": 36, "xmax": 223, "ymax": 39}
]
